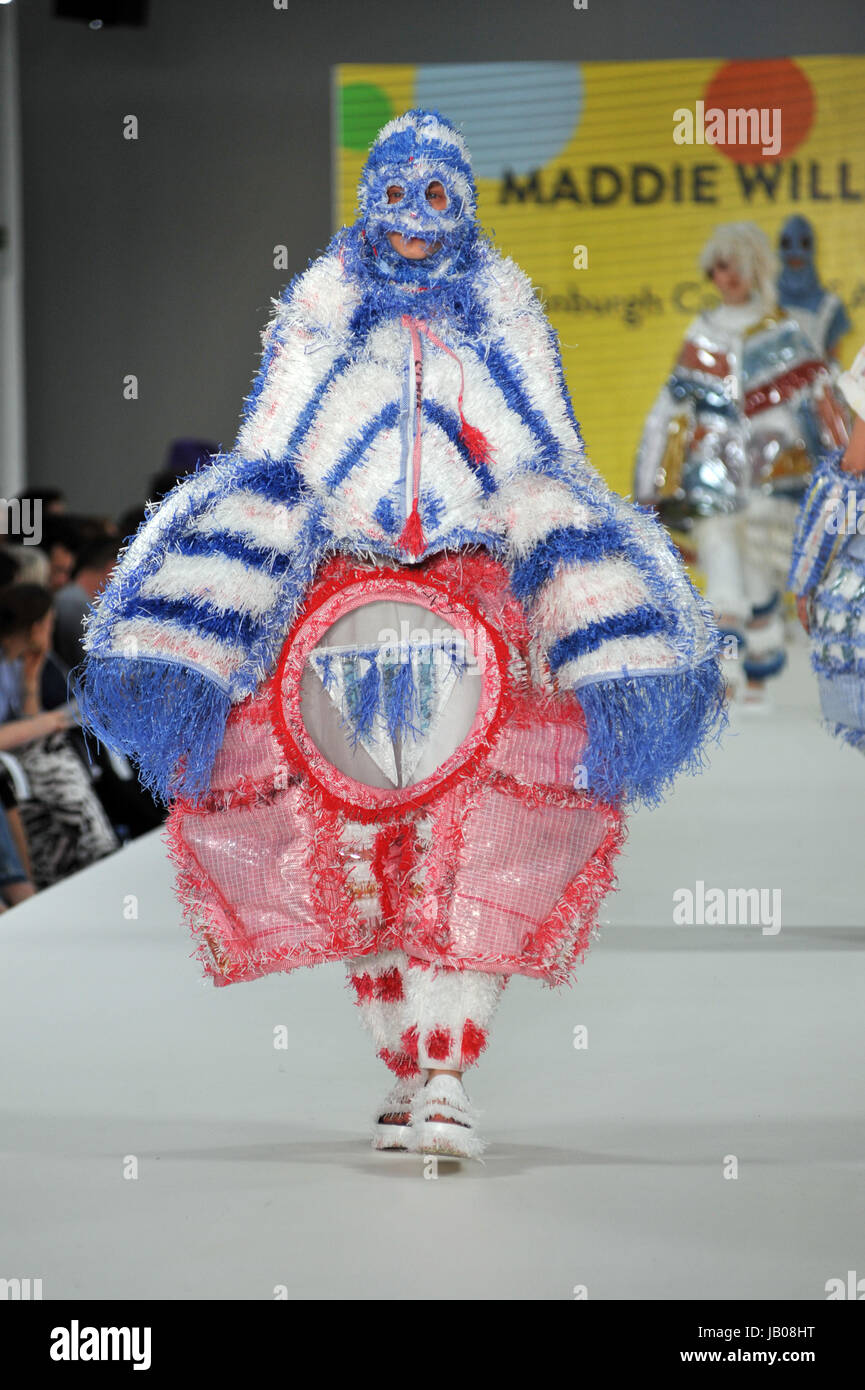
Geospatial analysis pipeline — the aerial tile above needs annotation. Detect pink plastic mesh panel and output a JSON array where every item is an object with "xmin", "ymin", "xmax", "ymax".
[
  {"xmin": 442, "ymin": 787, "xmax": 609, "ymax": 960},
  {"xmin": 207, "ymin": 692, "xmax": 286, "ymax": 793},
  {"xmin": 177, "ymin": 787, "xmax": 329, "ymax": 958},
  {"xmin": 488, "ymin": 711, "xmax": 587, "ymax": 785}
]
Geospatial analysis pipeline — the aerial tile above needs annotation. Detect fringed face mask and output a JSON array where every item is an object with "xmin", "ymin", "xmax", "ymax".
[{"xmin": 355, "ymin": 108, "xmax": 479, "ymax": 287}]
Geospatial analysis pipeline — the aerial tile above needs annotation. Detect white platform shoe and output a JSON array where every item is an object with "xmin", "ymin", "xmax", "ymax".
[
  {"xmin": 409, "ymin": 1073, "xmax": 486, "ymax": 1160},
  {"xmin": 372, "ymin": 1075, "xmax": 422, "ymax": 1151}
]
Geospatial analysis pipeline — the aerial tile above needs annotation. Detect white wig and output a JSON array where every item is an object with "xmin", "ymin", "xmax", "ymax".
[{"xmin": 699, "ymin": 222, "xmax": 778, "ymax": 312}]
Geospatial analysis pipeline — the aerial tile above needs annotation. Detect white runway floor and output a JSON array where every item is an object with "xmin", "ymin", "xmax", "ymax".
[{"xmin": 1, "ymin": 634, "xmax": 863, "ymax": 1301}]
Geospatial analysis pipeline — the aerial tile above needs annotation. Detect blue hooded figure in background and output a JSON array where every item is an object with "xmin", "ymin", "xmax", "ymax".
[{"xmin": 777, "ymin": 215, "xmax": 851, "ymax": 358}]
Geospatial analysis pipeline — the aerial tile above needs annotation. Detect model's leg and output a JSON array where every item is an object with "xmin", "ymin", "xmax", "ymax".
[
  {"xmin": 742, "ymin": 491, "xmax": 789, "ymax": 697},
  {"xmin": 694, "ymin": 511, "xmax": 749, "ymax": 695},
  {"xmin": 345, "ymin": 948, "xmax": 427, "ymax": 1151},
  {"xmin": 401, "ymin": 958, "xmax": 507, "ymax": 1077},
  {"xmin": 402, "ymin": 959, "xmax": 508, "ymax": 1158},
  {"xmin": 345, "ymin": 947, "xmax": 420, "ymax": 1083}
]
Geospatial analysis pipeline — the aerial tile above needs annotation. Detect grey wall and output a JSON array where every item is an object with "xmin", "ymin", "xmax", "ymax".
[{"xmin": 17, "ymin": 0, "xmax": 864, "ymax": 518}]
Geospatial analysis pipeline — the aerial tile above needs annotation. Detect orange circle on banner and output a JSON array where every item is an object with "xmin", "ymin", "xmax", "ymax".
[{"xmin": 702, "ymin": 59, "xmax": 814, "ymax": 163}]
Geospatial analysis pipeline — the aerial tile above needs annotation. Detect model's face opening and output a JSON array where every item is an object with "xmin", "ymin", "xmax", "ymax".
[
  {"xmin": 385, "ymin": 180, "xmax": 448, "ymax": 209},
  {"xmin": 384, "ymin": 179, "xmax": 448, "ymax": 259},
  {"xmin": 710, "ymin": 257, "xmax": 751, "ymax": 306}
]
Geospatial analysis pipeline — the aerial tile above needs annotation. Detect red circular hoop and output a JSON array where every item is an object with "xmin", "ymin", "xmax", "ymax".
[{"xmin": 268, "ymin": 563, "xmax": 514, "ymax": 818}]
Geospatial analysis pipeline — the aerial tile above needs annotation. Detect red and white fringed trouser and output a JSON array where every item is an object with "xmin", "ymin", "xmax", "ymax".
[{"xmin": 345, "ymin": 949, "xmax": 508, "ymax": 1078}]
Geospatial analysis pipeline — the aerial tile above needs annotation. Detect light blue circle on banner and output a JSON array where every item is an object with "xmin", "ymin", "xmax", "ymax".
[{"xmin": 414, "ymin": 63, "xmax": 583, "ymax": 178}]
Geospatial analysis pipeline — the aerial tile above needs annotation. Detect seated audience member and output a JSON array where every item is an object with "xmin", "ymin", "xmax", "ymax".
[
  {"xmin": 3, "ymin": 545, "xmax": 51, "ymax": 587},
  {"xmin": 0, "ymin": 584, "xmax": 119, "ymax": 887},
  {"xmin": 26, "ymin": 515, "xmax": 116, "ymax": 593},
  {"xmin": 12, "ymin": 486, "xmax": 67, "ymax": 517},
  {"xmin": 0, "ymin": 761, "xmax": 36, "ymax": 907},
  {"xmin": 42, "ymin": 519, "xmax": 79, "ymax": 593},
  {"xmin": 54, "ymin": 537, "xmax": 122, "ymax": 672},
  {"xmin": 47, "ymin": 541, "xmax": 165, "ymax": 840},
  {"xmin": 0, "ymin": 550, "xmax": 19, "ymax": 587}
]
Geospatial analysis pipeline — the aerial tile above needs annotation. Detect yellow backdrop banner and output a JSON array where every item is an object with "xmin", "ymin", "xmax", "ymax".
[{"xmin": 334, "ymin": 58, "xmax": 865, "ymax": 496}]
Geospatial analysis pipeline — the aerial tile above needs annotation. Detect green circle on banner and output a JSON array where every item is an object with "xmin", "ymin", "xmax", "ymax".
[{"xmin": 340, "ymin": 83, "xmax": 394, "ymax": 150}]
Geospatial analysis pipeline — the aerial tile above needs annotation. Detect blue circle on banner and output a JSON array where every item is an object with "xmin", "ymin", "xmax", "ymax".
[{"xmin": 414, "ymin": 63, "xmax": 583, "ymax": 178}]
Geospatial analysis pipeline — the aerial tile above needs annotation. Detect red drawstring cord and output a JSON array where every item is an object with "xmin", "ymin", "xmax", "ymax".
[
  {"xmin": 397, "ymin": 314, "xmax": 493, "ymax": 558},
  {"xmin": 398, "ymin": 316, "xmax": 426, "ymax": 557},
  {"xmin": 411, "ymin": 320, "xmax": 493, "ymax": 467}
]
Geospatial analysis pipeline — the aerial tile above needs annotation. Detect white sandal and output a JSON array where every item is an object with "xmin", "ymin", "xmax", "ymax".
[
  {"xmin": 372, "ymin": 1075, "xmax": 422, "ymax": 1151},
  {"xmin": 409, "ymin": 1074, "xmax": 486, "ymax": 1160}
]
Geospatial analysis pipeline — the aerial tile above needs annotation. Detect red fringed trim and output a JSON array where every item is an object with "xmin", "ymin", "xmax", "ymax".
[
  {"xmin": 522, "ymin": 806, "xmax": 627, "ymax": 985},
  {"xmin": 371, "ymin": 824, "xmax": 404, "ymax": 930},
  {"xmin": 350, "ymin": 971, "xmax": 376, "ymax": 1003},
  {"xmin": 424, "ymin": 1027, "xmax": 454, "ymax": 1062},
  {"xmin": 460, "ymin": 1019, "xmax": 488, "ymax": 1068},
  {"xmin": 400, "ymin": 1024, "xmax": 419, "ymax": 1057},
  {"xmin": 397, "ymin": 502, "xmax": 426, "ymax": 557},
  {"xmin": 268, "ymin": 557, "xmax": 517, "ymax": 821},
  {"xmin": 375, "ymin": 965, "xmax": 405, "ymax": 1003},
  {"xmin": 303, "ymin": 788, "xmax": 374, "ymax": 957},
  {"xmin": 458, "ymin": 411, "xmax": 493, "ymax": 467},
  {"xmin": 379, "ymin": 1047, "xmax": 421, "ymax": 1079}
]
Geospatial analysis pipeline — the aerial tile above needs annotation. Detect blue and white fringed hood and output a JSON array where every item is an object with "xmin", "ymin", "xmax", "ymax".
[{"xmin": 75, "ymin": 108, "xmax": 726, "ymax": 807}]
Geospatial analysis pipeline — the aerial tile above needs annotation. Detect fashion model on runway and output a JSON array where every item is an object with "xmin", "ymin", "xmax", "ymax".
[
  {"xmin": 789, "ymin": 342, "xmax": 865, "ymax": 752},
  {"xmin": 635, "ymin": 221, "xmax": 849, "ymax": 710},
  {"xmin": 75, "ymin": 109, "xmax": 725, "ymax": 1159}
]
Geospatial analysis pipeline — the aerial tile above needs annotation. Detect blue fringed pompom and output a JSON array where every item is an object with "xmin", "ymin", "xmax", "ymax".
[
  {"xmin": 577, "ymin": 658, "xmax": 728, "ymax": 808},
  {"xmin": 70, "ymin": 657, "xmax": 232, "ymax": 805}
]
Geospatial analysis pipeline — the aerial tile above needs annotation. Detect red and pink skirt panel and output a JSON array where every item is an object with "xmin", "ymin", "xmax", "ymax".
[{"xmin": 165, "ymin": 551, "xmax": 625, "ymax": 987}]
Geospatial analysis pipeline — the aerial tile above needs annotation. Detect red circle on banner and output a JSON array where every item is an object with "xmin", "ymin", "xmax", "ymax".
[{"xmin": 702, "ymin": 59, "xmax": 814, "ymax": 163}]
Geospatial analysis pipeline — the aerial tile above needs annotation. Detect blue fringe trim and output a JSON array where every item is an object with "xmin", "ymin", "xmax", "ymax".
[
  {"xmin": 549, "ymin": 605, "xmax": 665, "ymax": 670},
  {"xmin": 383, "ymin": 654, "xmax": 421, "ymax": 741},
  {"xmin": 422, "ymin": 400, "xmax": 498, "ymax": 496},
  {"xmin": 323, "ymin": 401, "xmax": 401, "ymax": 492},
  {"xmin": 813, "ymin": 646, "xmax": 865, "ymax": 678},
  {"xmin": 510, "ymin": 521, "xmax": 622, "ymax": 600},
  {"xmin": 827, "ymin": 722, "xmax": 865, "ymax": 754},
  {"xmin": 316, "ymin": 651, "xmax": 335, "ymax": 693},
  {"xmin": 344, "ymin": 650, "xmax": 382, "ymax": 744},
  {"xmin": 70, "ymin": 657, "xmax": 231, "ymax": 805},
  {"xmin": 577, "ymin": 658, "xmax": 727, "ymax": 808}
]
